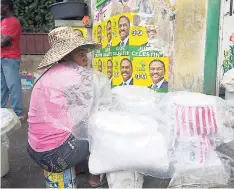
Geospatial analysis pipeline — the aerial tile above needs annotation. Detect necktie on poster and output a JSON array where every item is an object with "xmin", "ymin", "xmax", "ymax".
[
  {"xmin": 153, "ymin": 84, "xmax": 158, "ymax": 89},
  {"xmin": 120, "ymin": 41, "xmax": 125, "ymax": 47}
]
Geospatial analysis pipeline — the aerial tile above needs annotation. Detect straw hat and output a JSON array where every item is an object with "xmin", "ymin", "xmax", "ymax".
[{"xmin": 37, "ymin": 27, "xmax": 100, "ymax": 70}]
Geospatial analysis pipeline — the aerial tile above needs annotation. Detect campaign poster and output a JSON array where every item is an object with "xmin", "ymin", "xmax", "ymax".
[
  {"xmin": 72, "ymin": 27, "xmax": 87, "ymax": 38},
  {"xmin": 102, "ymin": 18, "xmax": 113, "ymax": 49},
  {"xmin": 92, "ymin": 23, "xmax": 104, "ymax": 48},
  {"xmin": 111, "ymin": 13, "xmax": 133, "ymax": 47},
  {"xmin": 132, "ymin": 57, "xmax": 169, "ymax": 92},
  {"xmin": 96, "ymin": 0, "xmax": 109, "ymax": 8},
  {"xmin": 130, "ymin": 25, "xmax": 147, "ymax": 46},
  {"xmin": 93, "ymin": 58, "xmax": 103, "ymax": 72},
  {"xmin": 112, "ymin": 56, "xmax": 135, "ymax": 87},
  {"xmin": 101, "ymin": 57, "xmax": 112, "ymax": 76},
  {"xmin": 92, "ymin": 10, "xmax": 171, "ymax": 92}
]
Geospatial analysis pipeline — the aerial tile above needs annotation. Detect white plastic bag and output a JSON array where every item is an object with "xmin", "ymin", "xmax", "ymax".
[
  {"xmin": 88, "ymin": 86, "xmax": 233, "ymax": 186},
  {"xmin": 89, "ymin": 110, "xmax": 169, "ymax": 177},
  {"xmin": 221, "ymin": 68, "xmax": 234, "ymax": 92},
  {"xmin": 1, "ymin": 108, "xmax": 21, "ymax": 136},
  {"xmin": 111, "ymin": 86, "xmax": 163, "ymax": 117}
]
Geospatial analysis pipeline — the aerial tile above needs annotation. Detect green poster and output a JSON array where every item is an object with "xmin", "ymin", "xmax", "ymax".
[{"xmin": 96, "ymin": 0, "xmax": 108, "ymax": 8}]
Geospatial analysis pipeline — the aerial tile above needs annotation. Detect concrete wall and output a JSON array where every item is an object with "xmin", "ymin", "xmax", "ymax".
[{"xmin": 171, "ymin": 0, "xmax": 208, "ymax": 92}]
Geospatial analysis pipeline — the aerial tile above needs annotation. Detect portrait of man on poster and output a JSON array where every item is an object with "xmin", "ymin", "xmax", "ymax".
[
  {"xmin": 98, "ymin": 59, "xmax": 102, "ymax": 72},
  {"xmin": 119, "ymin": 58, "xmax": 133, "ymax": 86},
  {"xmin": 148, "ymin": 60, "xmax": 168, "ymax": 89},
  {"xmin": 97, "ymin": 25, "xmax": 102, "ymax": 46},
  {"xmin": 106, "ymin": 20, "xmax": 112, "ymax": 48},
  {"xmin": 107, "ymin": 59, "xmax": 113, "ymax": 85},
  {"xmin": 117, "ymin": 16, "xmax": 130, "ymax": 47}
]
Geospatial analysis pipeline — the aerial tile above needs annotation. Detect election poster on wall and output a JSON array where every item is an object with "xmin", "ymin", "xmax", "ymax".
[
  {"xmin": 92, "ymin": 0, "xmax": 176, "ymax": 93},
  {"xmin": 72, "ymin": 27, "xmax": 88, "ymax": 39}
]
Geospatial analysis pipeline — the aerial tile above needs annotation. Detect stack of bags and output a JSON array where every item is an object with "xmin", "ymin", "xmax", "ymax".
[
  {"xmin": 89, "ymin": 86, "xmax": 170, "ymax": 178},
  {"xmin": 88, "ymin": 86, "xmax": 234, "ymax": 187},
  {"xmin": 157, "ymin": 92, "xmax": 233, "ymax": 187}
]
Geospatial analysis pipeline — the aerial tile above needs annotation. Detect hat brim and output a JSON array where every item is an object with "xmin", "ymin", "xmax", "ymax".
[{"xmin": 37, "ymin": 38, "xmax": 100, "ymax": 70}]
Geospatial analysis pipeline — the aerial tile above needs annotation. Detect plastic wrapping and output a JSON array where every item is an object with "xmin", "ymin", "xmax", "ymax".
[
  {"xmin": 89, "ymin": 110, "xmax": 169, "ymax": 176},
  {"xmin": 70, "ymin": 68, "xmax": 111, "ymax": 140},
  {"xmin": 221, "ymin": 68, "xmax": 234, "ymax": 91},
  {"xmin": 33, "ymin": 64, "xmax": 111, "ymax": 141},
  {"xmin": 0, "ymin": 108, "xmax": 21, "ymax": 174},
  {"xmin": 111, "ymin": 86, "xmax": 163, "ymax": 117},
  {"xmin": 88, "ymin": 86, "xmax": 234, "ymax": 187},
  {"xmin": 1, "ymin": 108, "xmax": 21, "ymax": 137},
  {"xmin": 106, "ymin": 171, "xmax": 144, "ymax": 188}
]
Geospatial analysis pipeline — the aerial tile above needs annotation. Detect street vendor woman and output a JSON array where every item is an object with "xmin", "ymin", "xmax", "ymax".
[{"xmin": 27, "ymin": 27, "xmax": 104, "ymax": 187}]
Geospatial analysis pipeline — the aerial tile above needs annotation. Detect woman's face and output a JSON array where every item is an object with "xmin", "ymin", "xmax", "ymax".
[{"xmin": 69, "ymin": 49, "xmax": 89, "ymax": 67}]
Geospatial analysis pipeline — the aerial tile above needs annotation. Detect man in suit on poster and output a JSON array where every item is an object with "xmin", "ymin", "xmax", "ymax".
[
  {"xmin": 97, "ymin": 25, "xmax": 102, "ymax": 46},
  {"xmin": 106, "ymin": 20, "xmax": 112, "ymax": 48},
  {"xmin": 98, "ymin": 59, "xmax": 102, "ymax": 72},
  {"xmin": 107, "ymin": 59, "xmax": 113, "ymax": 85},
  {"xmin": 117, "ymin": 16, "xmax": 130, "ymax": 47},
  {"xmin": 119, "ymin": 58, "xmax": 134, "ymax": 86},
  {"xmin": 148, "ymin": 60, "xmax": 168, "ymax": 89}
]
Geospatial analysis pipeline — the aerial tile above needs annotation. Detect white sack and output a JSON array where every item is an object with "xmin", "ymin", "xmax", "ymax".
[{"xmin": 89, "ymin": 110, "xmax": 169, "ymax": 177}]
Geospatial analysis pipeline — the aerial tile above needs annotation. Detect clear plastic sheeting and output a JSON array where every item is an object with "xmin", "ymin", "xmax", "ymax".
[
  {"xmin": 168, "ymin": 137, "xmax": 230, "ymax": 188},
  {"xmin": 33, "ymin": 64, "xmax": 111, "ymax": 141},
  {"xmin": 0, "ymin": 108, "xmax": 21, "ymax": 165},
  {"xmin": 221, "ymin": 68, "xmax": 234, "ymax": 92},
  {"xmin": 1, "ymin": 134, "xmax": 10, "ymax": 149},
  {"xmin": 89, "ymin": 111, "xmax": 169, "ymax": 177},
  {"xmin": 70, "ymin": 68, "xmax": 111, "ymax": 140},
  {"xmin": 1, "ymin": 108, "xmax": 21, "ymax": 136},
  {"xmin": 88, "ymin": 86, "xmax": 234, "ymax": 187},
  {"xmin": 111, "ymin": 86, "xmax": 163, "ymax": 118}
]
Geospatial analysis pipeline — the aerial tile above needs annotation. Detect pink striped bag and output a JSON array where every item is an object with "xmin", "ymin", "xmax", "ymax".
[
  {"xmin": 175, "ymin": 104, "xmax": 218, "ymax": 137},
  {"xmin": 173, "ymin": 104, "xmax": 219, "ymax": 163}
]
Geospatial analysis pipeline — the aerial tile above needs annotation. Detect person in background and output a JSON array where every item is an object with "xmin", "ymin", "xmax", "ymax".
[
  {"xmin": 27, "ymin": 27, "xmax": 105, "ymax": 188},
  {"xmin": 98, "ymin": 59, "xmax": 102, "ymax": 72},
  {"xmin": 106, "ymin": 20, "xmax": 112, "ymax": 48},
  {"xmin": 119, "ymin": 58, "xmax": 133, "ymax": 86},
  {"xmin": 1, "ymin": 0, "xmax": 24, "ymax": 120},
  {"xmin": 117, "ymin": 16, "xmax": 130, "ymax": 47},
  {"xmin": 148, "ymin": 60, "xmax": 168, "ymax": 89},
  {"xmin": 107, "ymin": 59, "xmax": 113, "ymax": 85}
]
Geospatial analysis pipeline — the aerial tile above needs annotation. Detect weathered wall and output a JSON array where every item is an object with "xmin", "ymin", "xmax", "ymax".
[
  {"xmin": 171, "ymin": 0, "xmax": 208, "ymax": 92},
  {"xmin": 92, "ymin": 0, "xmax": 209, "ymax": 92}
]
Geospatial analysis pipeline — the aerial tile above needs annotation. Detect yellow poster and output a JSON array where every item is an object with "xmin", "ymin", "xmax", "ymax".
[
  {"xmin": 132, "ymin": 57, "xmax": 169, "ymax": 90},
  {"xmin": 72, "ymin": 27, "xmax": 87, "ymax": 38},
  {"xmin": 93, "ymin": 58, "xmax": 103, "ymax": 72},
  {"xmin": 100, "ymin": 57, "xmax": 111, "ymax": 76},
  {"xmin": 112, "ymin": 56, "xmax": 135, "ymax": 86},
  {"xmin": 111, "ymin": 13, "xmax": 133, "ymax": 47},
  {"xmin": 130, "ymin": 25, "xmax": 148, "ymax": 46},
  {"xmin": 102, "ymin": 19, "xmax": 113, "ymax": 48},
  {"xmin": 93, "ymin": 57, "xmax": 114, "ymax": 86},
  {"xmin": 92, "ymin": 23, "xmax": 104, "ymax": 48}
]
